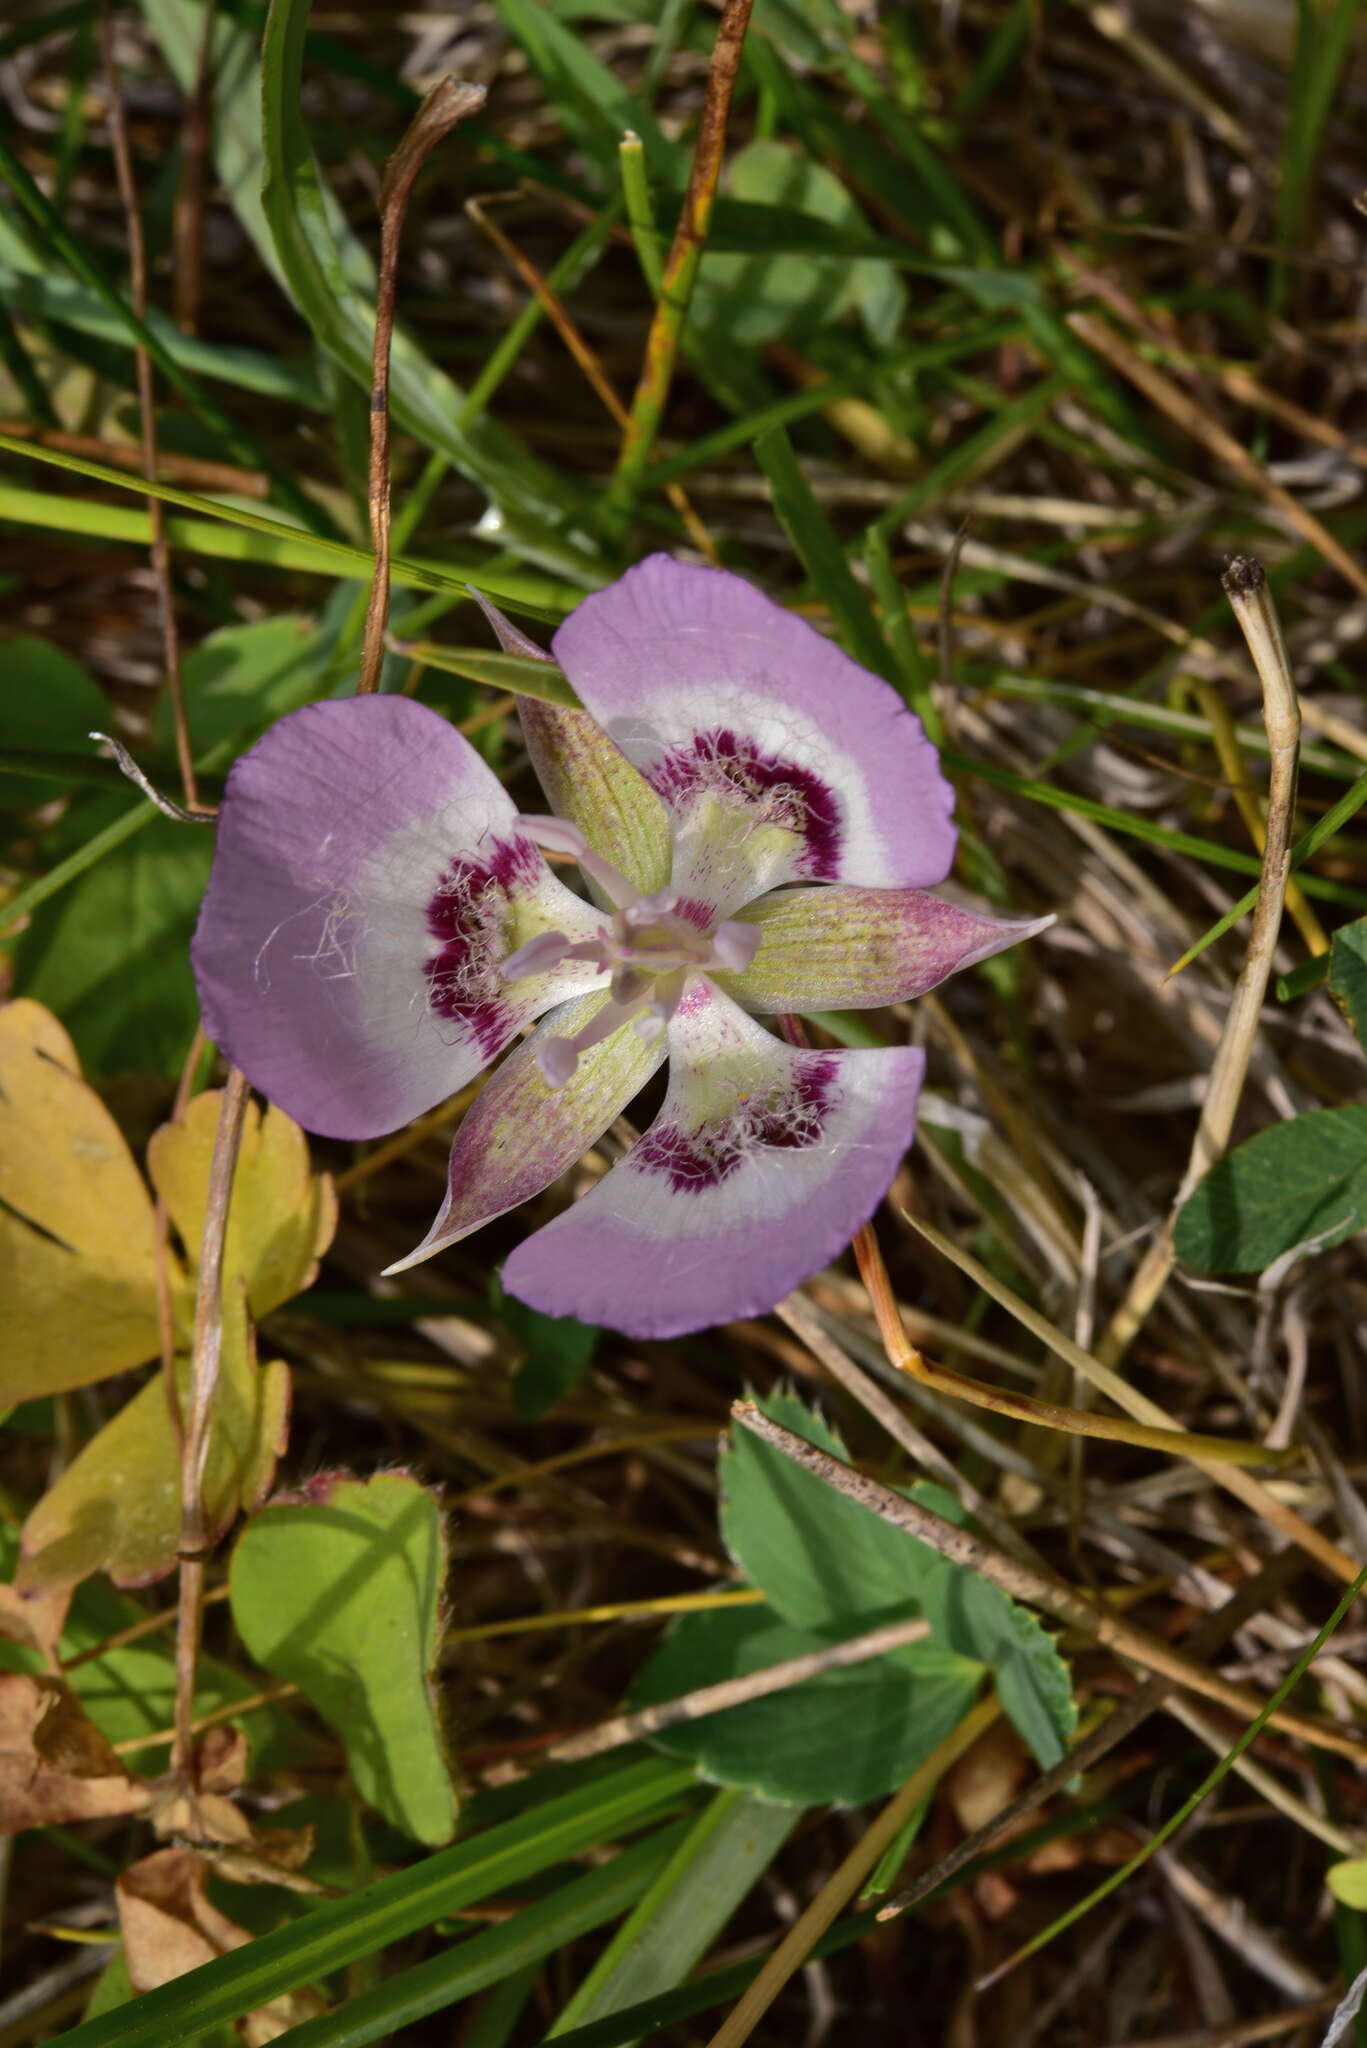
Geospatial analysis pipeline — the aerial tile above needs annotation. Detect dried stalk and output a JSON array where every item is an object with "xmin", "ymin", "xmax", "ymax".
[
  {"xmin": 171, "ymin": 1067, "xmax": 250, "ymax": 1797},
  {"xmin": 1099, "ymin": 557, "xmax": 1303, "ymax": 1369},
  {"xmin": 1069, "ymin": 312, "xmax": 1367, "ymax": 602},
  {"xmin": 171, "ymin": 0, "xmax": 219, "ymax": 334},
  {"xmin": 730, "ymin": 1404, "xmax": 1367, "ymax": 1762},
  {"xmin": 906, "ymin": 1210, "xmax": 1359, "ymax": 1586},
  {"xmin": 603, "ymin": 0, "xmax": 756, "ymax": 533},
  {"xmin": 358, "ymin": 78, "xmax": 486, "ymax": 694},
  {"xmin": 703, "ymin": 1697, "xmax": 1001, "ymax": 2048},
  {"xmin": 852, "ymin": 1221, "xmax": 1279, "ymax": 1467},
  {"xmin": 99, "ymin": 5, "xmax": 197, "ymax": 808},
  {"xmin": 466, "ymin": 194, "xmax": 719, "ymax": 562}
]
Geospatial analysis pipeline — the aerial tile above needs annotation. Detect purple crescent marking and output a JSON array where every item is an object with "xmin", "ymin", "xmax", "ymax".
[
  {"xmin": 635, "ymin": 1053, "xmax": 841, "ymax": 1194},
  {"xmin": 648, "ymin": 728, "xmax": 843, "ymax": 879},
  {"xmin": 425, "ymin": 833, "xmax": 543, "ymax": 1056}
]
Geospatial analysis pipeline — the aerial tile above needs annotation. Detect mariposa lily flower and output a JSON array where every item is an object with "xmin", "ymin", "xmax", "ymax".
[{"xmin": 193, "ymin": 556, "xmax": 1047, "ymax": 1338}]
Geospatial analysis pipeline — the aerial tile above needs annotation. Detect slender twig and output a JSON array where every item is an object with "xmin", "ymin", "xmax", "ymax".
[
  {"xmin": 852, "ymin": 1220, "xmax": 1280, "ymax": 1467},
  {"xmin": 1068, "ymin": 312, "xmax": 1367, "ymax": 602},
  {"xmin": 874, "ymin": 1547, "xmax": 1311, "ymax": 1922},
  {"xmin": 171, "ymin": 1067, "xmax": 250, "ymax": 1802},
  {"xmin": 602, "ymin": 0, "xmax": 756, "ymax": 536},
  {"xmin": 89, "ymin": 733, "xmax": 216, "ymax": 822},
  {"xmin": 730, "ymin": 1404, "xmax": 1367, "ymax": 1761},
  {"xmin": 99, "ymin": 4, "xmax": 197, "ymax": 808},
  {"xmin": 477, "ymin": 1614, "xmax": 933, "ymax": 1786},
  {"xmin": 904, "ymin": 1210, "xmax": 1359, "ymax": 1586},
  {"xmin": 357, "ymin": 78, "xmax": 486, "ymax": 694},
  {"xmin": 1099, "ymin": 556, "xmax": 1302, "ymax": 1369},
  {"xmin": 703, "ymin": 1698, "xmax": 1001, "ymax": 2048},
  {"xmin": 467, "ymin": 195, "xmax": 719, "ymax": 562}
]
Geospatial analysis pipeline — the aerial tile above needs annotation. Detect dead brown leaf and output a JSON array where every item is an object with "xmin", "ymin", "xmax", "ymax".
[{"xmin": 0, "ymin": 1672, "xmax": 150, "ymax": 1831}]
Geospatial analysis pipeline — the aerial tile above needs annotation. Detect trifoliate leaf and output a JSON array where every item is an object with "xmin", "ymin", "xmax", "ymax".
[
  {"xmin": 1175, "ymin": 1106, "xmax": 1367, "ymax": 1271},
  {"xmin": 628, "ymin": 1599, "xmax": 980, "ymax": 1806}
]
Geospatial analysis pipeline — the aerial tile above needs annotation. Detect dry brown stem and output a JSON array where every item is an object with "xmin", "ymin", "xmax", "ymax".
[
  {"xmin": 171, "ymin": 1067, "xmax": 250, "ymax": 1802},
  {"xmin": 730, "ymin": 1403, "xmax": 1367, "ymax": 1762},
  {"xmin": 358, "ymin": 78, "xmax": 486, "ymax": 694}
]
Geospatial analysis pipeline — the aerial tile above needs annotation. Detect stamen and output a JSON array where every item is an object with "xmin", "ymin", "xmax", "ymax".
[
  {"xmin": 537, "ymin": 989, "xmax": 651, "ymax": 1087},
  {"xmin": 515, "ymin": 813, "xmax": 641, "ymax": 909},
  {"xmin": 501, "ymin": 929, "xmax": 573, "ymax": 981}
]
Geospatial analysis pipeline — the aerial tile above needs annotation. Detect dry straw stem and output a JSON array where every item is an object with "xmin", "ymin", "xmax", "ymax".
[
  {"xmin": 466, "ymin": 195, "xmax": 719, "ymax": 562},
  {"xmin": 903, "ymin": 1212, "xmax": 1359, "ymax": 1588},
  {"xmin": 1099, "ymin": 557, "xmax": 1305, "ymax": 1373},
  {"xmin": 606, "ymin": 0, "xmax": 756, "ymax": 525},
  {"xmin": 357, "ymin": 77, "xmax": 487, "ymax": 694},
  {"xmin": 777, "ymin": 1289, "xmax": 1043, "ymax": 1567},
  {"xmin": 729, "ymin": 1404, "xmax": 1367, "ymax": 1763},
  {"xmin": 1068, "ymin": 312, "xmax": 1367, "ymax": 602},
  {"xmin": 476, "ymin": 1613, "xmax": 934, "ymax": 1786},
  {"xmin": 702, "ymin": 1696, "xmax": 1001, "ymax": 2048},
  {"xmin": 853, "ymin": 1220, "xmax": 1280, "ymax": 1468},
  {"xmin": 1185, "ymin": 671, "xmax": 1327, "ymax": 957},
  {"xmin": 98, "ymin": 5, "xmax": 197, "ymax": 809},
  {"xmin": 874, "ymin": 1546, "xmax": 1311, "ymax": 1923},
  {"xmin": 171, "ymin": 1065, "xmax": 250, "ymax": 1795}
]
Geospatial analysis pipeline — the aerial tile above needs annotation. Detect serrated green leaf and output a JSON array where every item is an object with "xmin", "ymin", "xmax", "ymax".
[
  {"xmin": 628, "ymin": 1601, "xmax": 981, "ymax": 1805},
  {"xmin": 918, "ymin": 1564, "xmax": 1075, "ymax": 1770},
  {"xmin": 1330, "ymin": 917, "xmax": 1367, "ymax": 1053},
  {"xmin": 1175, "ymin": 1107, "xmax": 1367, "ymax": 1272},
  {"xmin": 230, "ymin": 1472, "xmax": 456, "ymax": 1845},
  {"xmin": 720, "ymin": 1391, "xmax": 941, "ymax": 1633},
  {"xmin": 721, "ymin": 1395, "xmax": 1074, "ymax": 1769}
]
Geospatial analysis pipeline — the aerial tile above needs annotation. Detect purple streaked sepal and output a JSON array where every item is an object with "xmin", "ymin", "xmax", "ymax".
[{"xmin": 718, "ymin": 888, "xmax": 1053, "ymax": 1013}]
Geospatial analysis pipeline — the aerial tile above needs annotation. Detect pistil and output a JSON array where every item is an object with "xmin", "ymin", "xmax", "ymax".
[{"xmin": 504, "ymin": 814, "xmax": 761, "ymax": 1084}]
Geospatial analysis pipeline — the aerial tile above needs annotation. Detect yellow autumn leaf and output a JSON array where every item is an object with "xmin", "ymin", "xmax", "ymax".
[
  {"xmin": 149, "ymin": 1091, "xmax": 337, "ymax": 1336},
  {"xmin": 0, "ymin": 1000, "xmax": 161, "ymax": 1405},
  {"xmin": 18, "ymin": 1306, "xmax": 291, "ymax": 1594}
]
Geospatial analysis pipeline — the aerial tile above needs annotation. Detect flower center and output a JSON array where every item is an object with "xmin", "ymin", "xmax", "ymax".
[{"xmin": 502, "ymin": 815, "xmax": 760, "ymax": 1086}]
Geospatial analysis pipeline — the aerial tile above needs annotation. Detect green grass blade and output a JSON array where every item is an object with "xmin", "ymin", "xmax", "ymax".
[
  {"xmin": 269, "ymin": 1820, "xmax": 693, "ymax": 2048},
  {"xmin": 547, "ymin": 1789, "xmax": 798, "ymax": 2038},
  {"xmin": 946, "ymin": 752, "xmax": 1367, "ymax": 911},
  {"xmin": 1276, "ymin": 0, "xmax": 1363, "ymax": 297},
  {"xmin": 754, "ymin": 425, "xmax": 895, "ymax": 680},
  {"xmin": 55, "ymin": 1760, "xmax": 696, "ymax": 2048},
  {"xmin": 0, "ymin": 131, "xmax": 330, "ymax": 533},
  {"xmin": 256, "ymin": 0, "xmax": 597, "ymax": 572},
  {"xmin": 0, "ymin": 436, "xmax": 583, "ymax": 610},
  {"xmin": 1167, "ymin": 765, "xmax": 1367, "ymax": 972}
]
